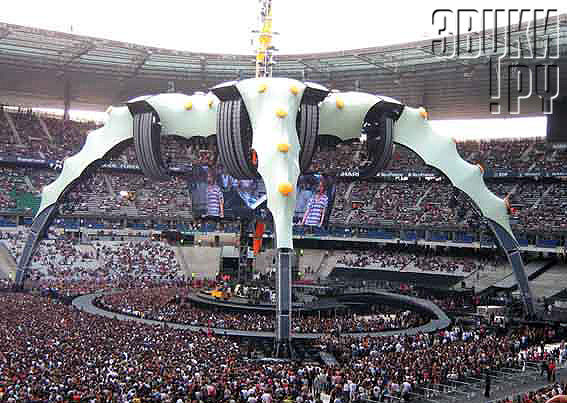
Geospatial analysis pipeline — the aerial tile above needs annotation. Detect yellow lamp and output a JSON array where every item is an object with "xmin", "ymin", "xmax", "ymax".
[{"xmin": 278, "ymin": 182, "xmax": 293, "ymax": 196}]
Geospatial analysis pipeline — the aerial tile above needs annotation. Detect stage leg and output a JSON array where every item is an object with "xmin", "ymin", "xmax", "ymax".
[
  {"xmin": 15, "ymin": 205, "xmax": 58, "ymax": 288},
  {"xmin": 275, "ymin": 247, "xmax": 292, "ymax": 357}
]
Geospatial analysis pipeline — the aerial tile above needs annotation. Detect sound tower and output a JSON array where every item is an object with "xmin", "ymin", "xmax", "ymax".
[{"xmin": 238, "ymin": 218, "xmax": 252, "ymax": 282}]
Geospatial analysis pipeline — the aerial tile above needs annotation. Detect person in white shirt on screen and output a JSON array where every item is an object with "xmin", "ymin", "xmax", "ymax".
[
  {"xmin": 207, "ymin": 171, "xmax": 224, "ymax": 218},
  {"xmin": 301, "ymin": 179, "xmax": 329, "ymax": 227}
]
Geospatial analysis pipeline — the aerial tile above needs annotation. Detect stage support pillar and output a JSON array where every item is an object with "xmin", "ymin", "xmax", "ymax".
[
  {"xmin": 238, "ymin": 218, "xmax": 251, "ymax": 282},
  {"xmin": 275, "ymin": 247, "xmax": 292, "ymax": 357},
  {"xmin": 63, "ymin": 80, "xmax": 71, "ymax": 121}
]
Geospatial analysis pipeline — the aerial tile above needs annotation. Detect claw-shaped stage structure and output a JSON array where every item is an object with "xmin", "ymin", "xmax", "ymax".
[{"xmin": 16, "ymin": 77, "xmax": 536, "ymax": 349}]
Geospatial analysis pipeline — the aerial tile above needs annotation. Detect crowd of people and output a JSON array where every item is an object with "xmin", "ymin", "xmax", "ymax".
[
  {"xmin": 0, "ymin": 289, "xmax": 564, "ymax": 403},
  {"xmin": 0, "ymin": 230, "xmax": 564, "ymax": 403},
  {"xmin": 335, "ymin": 245, "xmax": 501, "ymax": 274},
  {"xmin": 0, "ymin": 168, "xmax": 28, "ymax": 211},
  {"xmin": 94, "ymin": 240, "xmax": 182, "ymax": 282},
  {"xmin": 329, "ymin": 178, "xmax": 567, "ymax": 233},
  {"xmin": 332, "ymin": 182, "xmax": 427, "ymax": 227},
  {"xmin": 323, "ymin": 325, "xmax": 563, "ymax": 400},
  {"xmin": 0, "ymin": 232, "xmax": 184, "ymax": 295},
  {"xmin": 337, "ymin": 249, "xmax": 414, "ymax": 271},
  {"xmin": 94, "ymin": 286, "xmax": 431, "ymax": 334}
]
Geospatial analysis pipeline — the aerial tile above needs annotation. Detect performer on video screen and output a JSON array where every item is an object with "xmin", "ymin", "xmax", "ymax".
[
  {"xmin": 207, "ymin": 170, "xmax": 224, "ymax": 218},
  {"xmin": 301, "ymin": 178, "xmax": 329, "ymax": 227}
]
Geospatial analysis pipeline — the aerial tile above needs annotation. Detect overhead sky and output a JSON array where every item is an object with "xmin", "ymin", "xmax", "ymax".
[
  {"xmin": 2, "ymin": 0, "xmax": 564, "ymax": 54},
  {"xmin": 2, "ymin": 0, "xmax": 563, "ymax": 138}
]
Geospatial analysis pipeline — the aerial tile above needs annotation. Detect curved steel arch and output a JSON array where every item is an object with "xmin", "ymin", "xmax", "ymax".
[
  {"xmin": 16, "ymin": 92, "xmax": 220, "ymax": 286},
  {"xmin": 319, "ymin": 93, "xmax": 535, "ymax": 317},
  {"xmin": 15, "ymin": 106, "xmax": 135, "ymax": 285},
  {"xmin": 394, "ymin": 107, "xmax": 535, "ymax": 317}
]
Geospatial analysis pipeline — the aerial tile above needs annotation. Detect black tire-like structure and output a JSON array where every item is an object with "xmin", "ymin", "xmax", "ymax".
[
  {"xmin": 133, "ymin": 111, "xmax": 169, "ymax": 181},
  {"xmin": 218, "ymin": 99, "xmax": 319, "ymax": 179},
  {"xmin": 216, "ymin": 101, "xmax": 232, "ymax": 174},
  {"xmin": 217, "ymin": 100, "xmax": 258, "ymax": 179},
  {"xmin": 359, "ymin": 104, "xmax": 396, "ymax": 178},
  {"xmin": 296, "ymin": 103, "xmax": 319, "ymax": 173},
  {"xmin": 232, "ymin": 100, "xmax": 256, "ymax": 178}
]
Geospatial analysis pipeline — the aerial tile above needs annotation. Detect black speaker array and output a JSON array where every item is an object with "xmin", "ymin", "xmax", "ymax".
[
  {"xmin": 217, "ymin": 100, "xmax": 258, "ymax": 179},
  {"xmin": 217, "ymin": 99, "xmax": 320, "ymax": 179},
  {"xmin": 358, "ymin": 102, "xmax": 403, "ymax": 178},
  {"xmin": 133, "ymin": 111, "xmax": 170, "ymax": 181}
]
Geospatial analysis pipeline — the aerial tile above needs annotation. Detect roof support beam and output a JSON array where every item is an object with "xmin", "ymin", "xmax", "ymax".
[
  {"xmin": 0, "ymin": 28, "xmax": 11, "ymax": 41},
  {"xmin": 63, "ymin": 79, "xmax": 71, "ymax": 121},
  {"xmin": 297, "ymin": 59, "xmax": 332, "ymax": 80},
  {"xmin": 297, "ymin": 59, "xmax": 324, "ymax": 74},
  {"xmin": 199, "ymin": 56, "xmax": 208, "ymax": 87},
  {"xmin": 418, "ymin": 46, "xmax": 470, "ymax": 67},
  {"xmin": 59, "ymin": 41, "xmax": 96, "ymax": 70},
  {"xmin": 353, "ymin": 54, "xmax": 397, "ymax": 73},
  {"xmin": 130, "ymin": 51, "xmax": 152, "ymax": 78}
]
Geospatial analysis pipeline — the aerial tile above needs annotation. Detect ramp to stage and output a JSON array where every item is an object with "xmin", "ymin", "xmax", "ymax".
[
  {"xmin": 493, "ymin": 260, "xmax": 554, "ymax": 290},
  {"xmin": 529, "ymin": 263, "xmax": 567, "ymax": 299},
  {"xmin": 460, "ymin": 263, "xmax": 512, "ymax": 292}
]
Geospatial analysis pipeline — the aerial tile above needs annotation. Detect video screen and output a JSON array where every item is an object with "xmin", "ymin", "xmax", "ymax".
[
  {"xmin": 293, "ymin": 174, "xmax": 335, "ymax": 227},
  {"xmin": 190, "ymin": 167, "xmax": 335, "ymax": 227}
]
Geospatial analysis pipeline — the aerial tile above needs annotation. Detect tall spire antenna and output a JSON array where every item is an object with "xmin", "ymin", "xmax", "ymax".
[{"xmin": 254, "ymin": 0, "xmax": 276, "ymax": 78}]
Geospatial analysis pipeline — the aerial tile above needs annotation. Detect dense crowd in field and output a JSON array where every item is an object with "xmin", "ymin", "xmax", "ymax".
[{"xmin": 1, "ymin": 290, "xmax": 565, "ymax": 403}]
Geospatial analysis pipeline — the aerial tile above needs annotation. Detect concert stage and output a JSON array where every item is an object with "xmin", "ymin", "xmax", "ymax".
[{"xmin": 187, "ymin": 290, "xmax": 347, "ymax": 312}]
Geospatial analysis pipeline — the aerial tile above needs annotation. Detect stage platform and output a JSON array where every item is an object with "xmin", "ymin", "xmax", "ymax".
[
  {"xmin": 73, "ymin": 289, "xmax": 451, "ymax": 339},
  {"xmin": 187, "ymin": 291, "xmax": 347, "ymax": 312}
]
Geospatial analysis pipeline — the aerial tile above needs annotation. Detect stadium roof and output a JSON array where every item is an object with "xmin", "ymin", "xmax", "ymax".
[{"xmin": 0, "ymin": 15, "xmax": 566, "ymax": 119}]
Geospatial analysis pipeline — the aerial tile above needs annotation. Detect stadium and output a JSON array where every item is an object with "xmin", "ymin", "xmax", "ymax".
[{"xmin": 1, "ymin": 3, "xmax": 567, "ymax": 403}]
